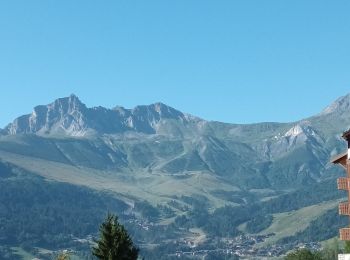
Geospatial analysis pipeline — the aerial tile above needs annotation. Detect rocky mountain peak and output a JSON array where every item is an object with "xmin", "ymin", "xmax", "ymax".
[
  {"xmin": 48, "ymin": 94, "xmax": 85, "ymax": 113},
  {"xmin": 5, "ymin": 94, "xmax": 88, "ymax": 136},
  {"xmin": 4, "ymin": 96, "xmax": 195, "ymax": 136},
  {"xmin": 320, "ymin": 93, "xmax": 350, "ymax": 115},
  {"xmin": 284, "ymin": 123, "xmax": 316, "ymax": 138},
  {"xmin": 132, "ymin": 102, "xmax": 185, "ymax": 121}
]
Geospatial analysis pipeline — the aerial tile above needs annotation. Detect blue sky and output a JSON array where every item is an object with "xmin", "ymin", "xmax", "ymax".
[{"xmin": 0, "ymin": 1, "xmax": 349, "ymax": 127}]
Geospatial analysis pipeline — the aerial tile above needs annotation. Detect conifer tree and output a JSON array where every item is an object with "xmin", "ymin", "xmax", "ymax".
[
  {"xmin": 345, "ymin": 240, "xmax": 350, "ymax": 254},
  {"xmin": 92, "ymin": 213, "xmax": 139, "ymax": 260},
  {"xmin": 284, "ymin": 248, "xmax": 322, "ymax": 260},
  {"xmin": 56, "ymin": 252, "xmax": 70, "ymax": 260}
]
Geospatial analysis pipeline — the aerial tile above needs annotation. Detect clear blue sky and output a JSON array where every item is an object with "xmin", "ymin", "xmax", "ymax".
[{"xmin": 0, "ymin": 1, "xmax": 349, "ymax": 127}]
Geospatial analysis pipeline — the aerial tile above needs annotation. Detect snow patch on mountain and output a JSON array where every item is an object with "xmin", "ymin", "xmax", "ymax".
[{"xmin": 284, "ymin": 123, "xmax": 317, "ymax": 138}]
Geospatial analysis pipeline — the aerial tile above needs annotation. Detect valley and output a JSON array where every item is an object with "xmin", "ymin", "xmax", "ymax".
[{"xmin": 1, "ymin": 94, "xmax": 350, "ymax": 259}]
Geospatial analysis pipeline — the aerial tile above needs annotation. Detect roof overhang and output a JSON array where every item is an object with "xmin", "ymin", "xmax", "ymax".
[
  {"xmin": 343, "ymin": 129, "xmax": 350, "ymax": 141},
  {"xmin": 331, "ymin": 151, "xmax": 348, "ymax": 169}
]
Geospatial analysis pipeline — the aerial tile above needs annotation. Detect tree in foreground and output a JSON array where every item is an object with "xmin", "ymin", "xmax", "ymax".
[
  {"xmin": 56, "ymin": 252, "xmax": 70, "ymax": 260},
  {"xmin": 284, "ymin": 248, "xmax": 322, "ymax": 260},
  {"xmin": 322, "ymin": 238, "xmax": 340, "ymax": 260},
  {"xmin": 345, "ymin": 240, "xmax": 350, "ymax": 253},
  {"xmin": 92, "ymin": 213, "xmax": 139, "ymax": 260}
]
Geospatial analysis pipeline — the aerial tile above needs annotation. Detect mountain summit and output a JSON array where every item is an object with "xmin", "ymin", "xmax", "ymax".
[
  {"xmin": 4, "ymin": 95, "xmax": 195, "ymax": 136},
  {"xmin": 6, "ymin": 94, "xmax": 88, "ymax": 136},
  {"xmin": 320, "ymin": 93, "xmax": 350, "ymax": 115}
]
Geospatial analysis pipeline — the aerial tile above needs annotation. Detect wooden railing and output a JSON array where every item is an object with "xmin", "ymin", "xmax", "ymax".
[
  {"xmin": 337, "ymin": 177, "xmax": 350, "ymax": 190},
  {"xmin": 340, "ymin": 228, "xmax": 350, "ymax": 241},
  {"xmin": 339, "ymin": 202, "xmax": 350, "ymax": 216}
]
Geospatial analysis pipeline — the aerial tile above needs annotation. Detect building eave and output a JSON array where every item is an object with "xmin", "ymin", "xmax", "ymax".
[{"xmin": 331, "ymin": 151, "xmax": 348, "ymax": 169}]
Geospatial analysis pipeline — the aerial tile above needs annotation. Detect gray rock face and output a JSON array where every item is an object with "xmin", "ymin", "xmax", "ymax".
[
  {"xmin": 1, "ymin": 93, "xmax": 349, "ymax": 189},
  {"xmin": 4, "ymin": 94, "xmax": 195, "ymax": 136},
  {"xmin": 320, "ymin": 93, "xmax": 350, "ymax": 115},
  {"xmin": 6, "ymin": 94, "xmax": 88, "ymax": 136}
]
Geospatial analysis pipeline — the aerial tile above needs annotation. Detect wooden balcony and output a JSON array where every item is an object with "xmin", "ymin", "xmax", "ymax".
[
  {"xmin": 340, "ymin": 228, "xmax": 350, "ymax": 240},
  {"xmin": 338, "ymin": 177, "xmax": 350, "ymax": 190},
  {"xmin": 339, "ymin": 202, "xmax": 350, "ymax": 215}
]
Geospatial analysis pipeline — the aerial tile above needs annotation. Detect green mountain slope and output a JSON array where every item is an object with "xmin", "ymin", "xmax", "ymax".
[{"xmin": 1, "ymin": 94, "xmax": 350, "ymax": 259}]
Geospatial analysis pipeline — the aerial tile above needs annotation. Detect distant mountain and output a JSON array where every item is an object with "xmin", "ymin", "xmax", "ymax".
[
  {"xmin": 320, "ymin": 93, "xmax": 350, "ymax": 116},
  {"xmin": 4, "ymin": 94, "xmax": 199, "ymax": 136},
  {"xmin": 0, "ymin": 94, "xmax": 349, "ymax": 259},
  {"xmin": 0, "ymin": 94, "xmax": 347, "ymax": 188}
]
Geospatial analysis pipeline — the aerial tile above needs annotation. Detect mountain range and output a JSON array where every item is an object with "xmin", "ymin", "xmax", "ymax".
[
  {"xmin": 1, "ymin": 94, "xmax": 348, "ymax": 187},
  {"xmin": 0, "ymin": 93, "xmax": 349, "ymax": 259}
]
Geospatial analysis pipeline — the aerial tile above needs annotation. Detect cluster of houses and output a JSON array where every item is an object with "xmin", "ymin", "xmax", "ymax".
[{"xmin": 170, "ymin": 234, "xmax": 321, "ymax": 259}]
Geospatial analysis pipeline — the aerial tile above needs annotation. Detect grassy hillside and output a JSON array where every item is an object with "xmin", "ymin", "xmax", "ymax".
[{"xmin": 1, "ymin": 95, "xmax": 350, "ymax": 258}]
